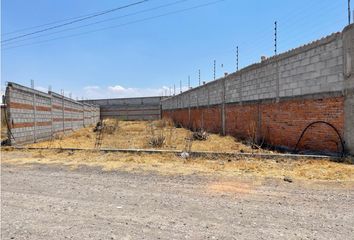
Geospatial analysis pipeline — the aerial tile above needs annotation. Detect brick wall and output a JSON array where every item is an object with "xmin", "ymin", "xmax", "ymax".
[
  {"xmin": 163, "ymin": 95, "xmax": 344, "ymax": 153},
  {"xmin": 5, "ymin": 82, "xmax": 100, "ymax": 145},
  {"xmin": 162, "ymin": 24, "xmax": 354, "ymax": 154}
]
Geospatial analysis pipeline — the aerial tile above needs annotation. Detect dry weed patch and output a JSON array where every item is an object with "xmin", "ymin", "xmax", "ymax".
[
  {"xmin": 2, "ymin": 149, "xmax": 353, "ymax": 181},
  {"xmin": 3, "ymin": 119, "xmax": 353, "ymax": 181},
  {"xmin": 28, "ymin": 119, "xmax": 264, "ymax": 153}
]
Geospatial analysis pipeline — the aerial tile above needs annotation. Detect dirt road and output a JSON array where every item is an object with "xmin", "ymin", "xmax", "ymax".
[{"xmin": 1, "ymin": 163, "xmax": 353, "ymax": 240}]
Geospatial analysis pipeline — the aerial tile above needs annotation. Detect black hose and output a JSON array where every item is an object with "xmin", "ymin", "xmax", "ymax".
[{"xmin": 293, "ymin": 121, "xmax": 345, "ymax": 157}]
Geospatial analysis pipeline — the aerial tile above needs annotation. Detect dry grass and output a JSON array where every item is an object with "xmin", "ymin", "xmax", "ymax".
[
  {"xmin": 1, "ymin": 148, "xmax": 354, "ymax": 181},
  {"xmin": 8, "ymin": 119, "xmax": 354, "ymax": 182},
  {"xmin": 29, "ymin": 119, "xmax": 263, "ymax": 153}
]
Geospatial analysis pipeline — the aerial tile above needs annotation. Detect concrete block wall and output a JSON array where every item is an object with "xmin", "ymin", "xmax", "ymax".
[
  {"xmin": 162, "ymin": 24, "xmax": 354, "ymax": 154},
  {"xmin": 81, "ymin": 96, "xmax": 163, "ymax": 121},
  {"xmin": 51, "ymin": 92, "xmax": 65, "ymax": 134},
  {"xmin": 163, "ymin": 32, "xmax": 344, "ymax": 110},
  {"xmin": 5, "ymin": 82, "xmax": 100, "ymax": 145},
  {"xmin": 83, "ymin": 103, "xmax": 91, "ymax": 126},
  {"xmin": 343, "ymin": 24, "xmax": 354, "ymax": 155},
  {"xmin": 82, "ymin": 103, "xmax": 100, "ymax": 126}
]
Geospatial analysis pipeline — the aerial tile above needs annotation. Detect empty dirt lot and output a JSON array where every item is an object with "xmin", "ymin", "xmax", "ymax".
[
  {"xmin": 1, "ymin": 149, "xmax": 354, "ymax": 239},
  {"xmin": 2, "ymin": 120, "xmax": 354, "ymax": 239}
]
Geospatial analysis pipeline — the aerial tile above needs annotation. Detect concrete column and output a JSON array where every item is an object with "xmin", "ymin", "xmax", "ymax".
[
  {"xmin": 256, "ymin": 102, "xmax": 262, "ymax": 144},
  {"xmin": 50, "ymin": 95, "xmax": 53, "ymax": 139},
  {"xmin": 221, "ymin": 77, "xmax": 226, "ymax": 135},
  {"xmin": 33, "ymin": 92, "xmax": 37, "ymax": 142},
  {"xmin": 188, "ymin": 93, "xmax": 191, "ymax": 129},
  {"xmin": 71, "ymin": 103, "xmax": 73, "ymax": 131},
  {"xmin": 201, "ymin": 110, "xmax": 204, "ymax": 130},
  {"xmin": 207, "ymin": 84, "xmax": 210, "ymax": 108},
  {"xmin": 239, "ymin": 73, "xmax": 243, "ymax": 105},
  {"xmin": 159, "ymin": 101, "xmax": 162, "ymax": 120},
  {"xmin": 82, "ymin": 106, "xmax": 84, "ymax": 127},
  {"xmin": 276, "ymin": 61, "xmax": 280, "ymax": 103},
  {"xmin": 343, "ymin": 24, "xmax": 354, "ymax": 155},
  {"xmin": 62, "ymin": 95, "xmax": 65, "ymax": 134}
]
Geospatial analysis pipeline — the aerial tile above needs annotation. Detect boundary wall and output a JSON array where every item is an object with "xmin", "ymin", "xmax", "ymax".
[
  {"xmin": 162, "ymin": 25, "xmax": 354, "ymax": 154},
  {"xmin": 81, "ymin": 96, "xmax": 163, "ymax": 121},
  {"xmin": 4, "ymin": 82, "xmax": 100, "ymax": 145}
]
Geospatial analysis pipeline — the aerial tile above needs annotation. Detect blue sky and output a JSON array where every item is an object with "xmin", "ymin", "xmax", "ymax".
[{"xmin": 1, "ymin": 0, "xmax": 350, "ymax": 99}]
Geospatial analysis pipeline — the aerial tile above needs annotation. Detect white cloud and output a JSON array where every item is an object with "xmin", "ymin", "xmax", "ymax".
[
  {"xmin": 108, "ymin": 85, "xmax": 126, "ymax": 93},
  {"xmin": 0, "ymin": 83, "xmax": 191, "ymax": 102},
  {"xmin": 82, "ymin": 84, "xmax": 182, "ymax": 99},
  {"xmin": 84, "ymin": 86, "xmax": 100, "ymax": 90}
]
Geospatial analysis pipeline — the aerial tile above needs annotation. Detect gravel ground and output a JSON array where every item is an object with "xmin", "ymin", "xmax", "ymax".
[{"xmin": 1, "ymin": 163, "xmax": 354, "ymax": 240}]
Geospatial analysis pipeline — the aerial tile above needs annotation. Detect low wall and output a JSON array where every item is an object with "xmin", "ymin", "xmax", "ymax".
[
  {"xmin": 163, "ymin": 94, "xmax": 344, "ymax": 153},
  {"xmin": 4, "ymin": 82, "xmax": 100, "ymax": 145},
  {"xmin": 162, "ymin": 24, "xmax": 354, "ymax": 155},
  {"xmin": 81, "ymin": 96, "xmax": 163, "ymax": 121}
]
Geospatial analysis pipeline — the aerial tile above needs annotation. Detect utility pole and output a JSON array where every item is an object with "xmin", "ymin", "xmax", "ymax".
[
  {"xmin": 213, "ymin": 60, "xmax": 216, "ymax": 80},
  {"xmin": 30, "ymin": 79, "xmax": 34, "ymax": 89},
  {"xmin": 173, "ymin": 84, "xmax": 176, "ymax": 95},
  {"xmin": 236, "ymin": 46, "xmax": 239, "ymax": 71},
  {"xmin": 188, "ymin": 75, "xmax": 190, "ymax": 89},
  {"xmin": 274, "ymin": 21, "xmax": 277, "ymax": 55},
  {"xmin": 198, "ymin": 69, "xmax": 201, "ymax": 86}
]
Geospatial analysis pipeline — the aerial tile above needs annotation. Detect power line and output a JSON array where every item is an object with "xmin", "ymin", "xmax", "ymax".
[
  {"xmin": 173, "ymin": 1, "xmax": 343, "ymax": 85},
  {"xmin": 236, "ymin": 0, "xmax": 342, "ymax": 54},
  {"xmin": 2, "ymin": 0, "xmax": 149, "ymax": 43},
  {"xmin": 2, "ymin": 0, "xmax": 191, "ymax": 47},
  {"xmin": 3, "ymin": 0, "xmax": 225, "ymax": 50},
  {"xmin": 2, "ymin": 7, "xmax": 124, "ymax": 36}
]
